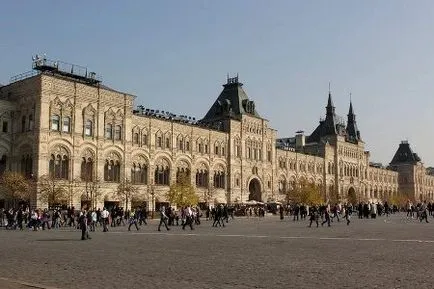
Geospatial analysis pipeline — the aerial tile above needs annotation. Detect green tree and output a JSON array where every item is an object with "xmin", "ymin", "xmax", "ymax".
[
  {"xmin": 0, "ymin": 171, "xmax": 30, "ymax": 207},
  {"xmin": 166, "ymin": 172, "xmax": 198, "ymax": 207},
  {"xmin": 38, "ymin": 175, "xmax": 68, "ymax": 208},
  {"xmin": 115, "ymin": 179, "xmax": 139, "ymax": 210},
  {"xmin": 288, "ymin": 180, "xmax": 323, "ymax": 205}
]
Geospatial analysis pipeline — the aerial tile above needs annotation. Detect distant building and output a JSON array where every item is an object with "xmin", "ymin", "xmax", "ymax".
[{"xmin": 0, "ymin": 57, "xmax": 433, "ymax": 209}]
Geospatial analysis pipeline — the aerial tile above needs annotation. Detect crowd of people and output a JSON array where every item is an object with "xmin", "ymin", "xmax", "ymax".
[{"xmin": 1, "ymin": 200, "xmax": 433, "ymax": 239}]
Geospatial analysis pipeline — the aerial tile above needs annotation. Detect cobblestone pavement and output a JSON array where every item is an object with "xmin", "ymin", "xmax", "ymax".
[{"xmin": 1, "ymin": 214, "xmax": 434, "ymax": 289}]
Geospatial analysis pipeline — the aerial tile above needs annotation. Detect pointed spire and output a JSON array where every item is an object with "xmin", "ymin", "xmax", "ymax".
[
  {"xmin": 346, "ymin": 92, "xmax": 360, "ymax": 141},
  {"xmin": 327, "ymin": 82, "xmax": 334, "ymax": 106},
  {"xmin": 326, "ymin": 82, "xmax": 335, "ymax": 116},
  {"xmin": 348, "ymin": 93, "xmax": 354, "ymax": 116}
]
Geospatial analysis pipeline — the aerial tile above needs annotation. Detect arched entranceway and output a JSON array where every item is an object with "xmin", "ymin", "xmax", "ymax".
[
  {"xmin": 347, "ymin": 187, "xmax": 357, "ymax": 204},
  {"xmin": 248, "ymin": 178, "xmax": 261, "ymax": 201}
]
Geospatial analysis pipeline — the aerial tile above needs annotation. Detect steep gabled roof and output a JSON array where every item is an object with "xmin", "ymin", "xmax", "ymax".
[
  {"xmin": 390, "ymin": 141, "xmax": 421, "ymax": 164},
  {"xmin": 307, "ymin": 92, "xmax": 338, "ymax": 143},
  {"xmin": 201, "ymin": 77, "xmax": 260, "ymax": 122}
]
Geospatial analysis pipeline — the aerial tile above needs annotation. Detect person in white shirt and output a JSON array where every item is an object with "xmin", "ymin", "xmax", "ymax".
[
  {"xmin": 182, "ymin": 206, "xmax": 194, "ymax": 230},
  {"xmin": 101, "ymin": 208, "xmax": 109, "ymax": 232}
]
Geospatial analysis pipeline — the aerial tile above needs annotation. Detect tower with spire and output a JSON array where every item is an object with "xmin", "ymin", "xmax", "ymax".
[{"xmin": 345, "ymin": 96, "xmax": 361, "ymax": 143}]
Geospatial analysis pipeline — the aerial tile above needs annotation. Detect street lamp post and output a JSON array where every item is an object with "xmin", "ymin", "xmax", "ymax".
[{"xmin": 150, "ymin": 185, "xmax": 155, "ymax": 219}]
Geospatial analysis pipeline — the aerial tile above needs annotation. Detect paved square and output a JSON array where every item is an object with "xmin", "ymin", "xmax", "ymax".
[{"xmin": 1, "ymin": 214, "xmax": 434, "ymax": 289}]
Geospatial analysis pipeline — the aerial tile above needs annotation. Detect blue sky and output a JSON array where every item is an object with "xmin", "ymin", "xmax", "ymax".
[{"xmin": 1, "ymin": 1, "xmax": 434, "ymax": 166}]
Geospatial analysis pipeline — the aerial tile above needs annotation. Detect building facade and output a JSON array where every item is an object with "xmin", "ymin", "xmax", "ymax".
[{"xmin": 0, "ymin": 58, "xmax": 433, "ymax": 209}]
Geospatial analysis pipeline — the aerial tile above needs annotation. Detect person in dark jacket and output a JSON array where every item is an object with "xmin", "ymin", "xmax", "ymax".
[
  {"xmin": 158, "ymin": 206, "xmax": 170, "ymax": 231},
  {"xmin": 79, "ymin": 210, "xmax": 91, "ymax": 240}
]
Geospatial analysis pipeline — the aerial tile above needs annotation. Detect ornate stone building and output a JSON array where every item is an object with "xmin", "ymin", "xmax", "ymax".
[{"xmin": 0, "ymin": 57, "xmax": 433, "ymax": 209}]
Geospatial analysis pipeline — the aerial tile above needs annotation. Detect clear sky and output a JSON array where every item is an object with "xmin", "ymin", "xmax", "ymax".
[{"xmin": 1, "ymin": 1, "xmax": 434, "ymax": 166}]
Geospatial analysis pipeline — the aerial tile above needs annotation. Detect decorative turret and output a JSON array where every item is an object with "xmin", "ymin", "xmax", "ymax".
[
  {"xmin": 346, "ymin": 98, "xmax": 361, "ymax": 142},
  {"xmin": 323, "ymin": 90, "xmax": 337, "ymax": 135},
  {"xmin": 390, "ymin": 141, "xmax": 422, "ymax": 164},
  {"xmin": 326, "ymin": 91, "xmax": 335, "ymax": 116},
  {"xmin": 201, "ymin": 75, "xmax": 261, "ymax": 123}
]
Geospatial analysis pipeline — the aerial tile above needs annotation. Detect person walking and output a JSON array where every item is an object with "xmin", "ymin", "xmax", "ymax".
[
  {"xmin": 279, "ymin": 205, "xmax": 284, "ymax": 220},
  {"xmin": 182, "ymin": 206, "xmax": 194, "ymax": 230},
  {"xmin": 158, "ymin": 206, "xmax": 170, "ymax": 231},
  {"xmin": 321, "ymin": 207, "xmax": 331, "ymax": 227},
  {"xmin": 79, "ymin": 210, "xmax": 91, "ymax": 240},
  {"xmin": 101, "ymin": 207, "xmax": 109, "ymax": 232},
  {"xmin": 343, "ymin": 205, "xmax": 351, "ymax": 225},
  {"xmin": 128, "ymin": 209, "xmax": 140, "ymax": 231},
  {"xmin": 308, "ymin": 205, "xmax": 319, "ymax": 227}
]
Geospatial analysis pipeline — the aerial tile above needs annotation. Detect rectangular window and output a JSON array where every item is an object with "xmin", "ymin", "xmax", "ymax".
[
  {"xmin": 222, "ymin": 147, "xmax": 225, "ymax": 156},
  {"xmin": 28, "ymin": 115, "xmax": 34, "ymax": 131},
  {"xmin": 2, "ymin": 121, "xmax": 8, "ymax": 133},
  {"xmin": 85, "ymin": 120, "xmax": 93, "ymax": 136},
  {"xmin": 105, "ymin": 124, "xmax": 113, "ymax": 139},
  {"xmin": 267, "ymin": 151, "xmax": 271, "ymax": 162},
  {"xmin": 115, "ymin": 125, "xmax": 122, "ymax": 140},
  {"xmin": 62, "ymin": 117, "xmax": 70, "ymax": 132},
  {"xmin": 205, "ymin": 144, "xmax": 208, "ymax": 153},
  {"xmin": 51, "ymin": 115, "xmax": 60, "ymax": 131},
  {"xmin": 21, "ymin": 116, "xmax": 26, "ymax": 132}
]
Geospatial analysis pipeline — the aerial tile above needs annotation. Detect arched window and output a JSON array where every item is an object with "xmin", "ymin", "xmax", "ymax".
[
  {"xmin": 154, "ymin": 159, "xmax": 170, "ymax": 186},
  {"xmin": 196, "ymin": 167, "xmax": 209, "ymax": 188},
  {"xmin": 115, "ymin": 125, "xmax": 122, "ymax": 140},
  {"xmin": 104, "ymin": 159, "xmax": 121, "ymax": 182},
  {"xmin": 28, "ymin": 114, "xmax": 34, "ymax": 131},
  {"xmin": 176, "ymin": 167, "xmax": 191, "ymax": 183},
  {"xmin": 278, "ymin": 179, "xmax": 286, "ymax": 193},
  {"xmin": 49, "ymin": 152, "xmax": 69, "ymax": 180},
  {"xmin": 176, "ymin": 160, "xmax": 190, "ymax": 183},
  {"xmin": 213, "ymin": 167, "xmax": 226, "ymax": 189},
  {"xmin": 20, "ymin": 154, "xmax": 33, "ymax": 178},
  {"xmin": 105, "ymin": 124, "xmax": 113, "ymax": 139},
  {"xmin": 51, "ymin": 115, "xmax": 60, "ymax": 131},
  {"xmin": 0, "ymin": 155, "xmax": 7, "ymax": 177},
  {"xmin": 85, "ymin": 120, "xmax": 93, "ymax": 136},
  {"xmin": 142, "ymin": 134, "xmax": 148, "ymax": 146},
  {"xmin": 80, "ymin": 157, "xmax": 94, "ymax": 181},
  {"xmin": 133, "ymin": 133, "xmax": 139, "ymax": 145},
  {"xmin": 131, "ymin": 162, "xmax": 148, "ymax": 184},
  {"xmin": 21, "ymin": 115, "xmax": 26, "ymax": 132},
  {"xmin": 62, "ymin": 116, "xmax": 71, "ymax": 133}
]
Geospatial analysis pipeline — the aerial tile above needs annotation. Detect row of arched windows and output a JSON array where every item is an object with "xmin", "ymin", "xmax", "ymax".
[{"xmin": 49, "ymin": 154, "xmax": 69, "ymax": 179}]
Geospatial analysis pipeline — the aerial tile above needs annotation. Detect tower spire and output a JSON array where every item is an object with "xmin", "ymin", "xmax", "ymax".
[
  {"xmin": 346, "ymin": 93, "xmax": 360, "ymax": 141},
  {"xmin": 326, "ymin": 82, "xmax": 335, "ymax": 115},
  {"xmin": 349, "ymin": 92, "xmax": 354, "ymax": 115}
]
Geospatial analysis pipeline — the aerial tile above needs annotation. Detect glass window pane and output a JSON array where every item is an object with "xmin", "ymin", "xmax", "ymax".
[
  {"xmin": 85, "ymin": 120, "xmax": 92, "ymax": 136},
  {"xmin": 51, "ymin": 115, "xmax": 59, "ymax": 131},
  {"xmin": 62, "ymin": 117, "xmax": 70, "ymax": 132},
  {"xmin": 105, "ymin": 124, "xmax": 112, "ymax": 139}
]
